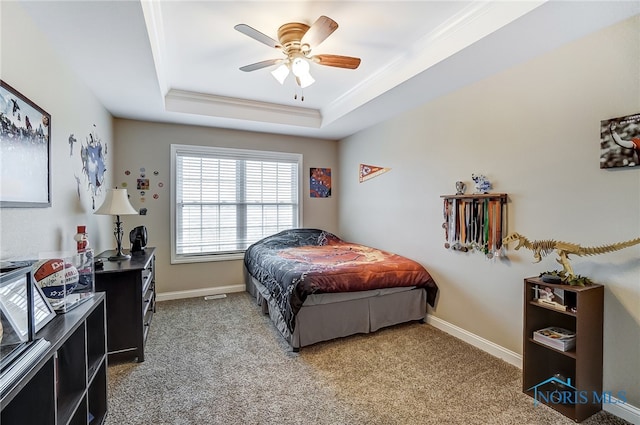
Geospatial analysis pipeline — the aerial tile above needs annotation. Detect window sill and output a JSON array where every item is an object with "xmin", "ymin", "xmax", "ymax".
[{"xmin": 171, "ymin": 252, "xmax": 245, "ymax": 264}]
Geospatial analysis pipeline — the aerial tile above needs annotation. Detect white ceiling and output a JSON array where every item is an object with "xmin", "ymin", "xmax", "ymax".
[{"xmin": 19, "ymin": 1, "xmax": 640, "ymax": 140}]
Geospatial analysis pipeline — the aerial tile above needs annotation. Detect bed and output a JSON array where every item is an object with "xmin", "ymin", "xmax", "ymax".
[{"xmin": 243, "ymin": 228, "xmax": 438, "ymax": 350}]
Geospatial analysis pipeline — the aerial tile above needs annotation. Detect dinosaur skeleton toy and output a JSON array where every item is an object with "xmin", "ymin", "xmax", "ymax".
[{"xmin": 502, "ymin": 232, "xmax": 640, "ymax": 284}]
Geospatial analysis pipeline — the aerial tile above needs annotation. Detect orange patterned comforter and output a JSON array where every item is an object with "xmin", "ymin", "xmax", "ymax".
[{"xmin": 244, "ymin": 229, "xmax": 438, "ymax": 333}]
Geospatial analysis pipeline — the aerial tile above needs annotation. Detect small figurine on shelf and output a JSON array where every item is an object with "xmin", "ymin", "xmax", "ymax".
[
  {"xmin": 472, "ymin": 174, "xmax": 492, "ymax": 193},
  {"xmin": 455, "ymin": 181, "xmax": 466, "ymax": 195},
  {"xmin": 74, "ymin": 225, "xmax": 90, "ymax": 252}
]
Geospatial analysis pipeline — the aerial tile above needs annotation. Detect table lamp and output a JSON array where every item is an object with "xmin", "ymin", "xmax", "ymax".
[{"xmin": 94, "ymin": 188, "xmax": 138, "ymax": 261}]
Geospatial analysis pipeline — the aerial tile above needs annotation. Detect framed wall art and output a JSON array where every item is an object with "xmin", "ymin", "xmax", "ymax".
[
  {"xmin": 310, "ymin": 167, "xmax": 331, "ymax": 198},
  {"xmin": 0, "ymin": 80, "xmax": 51, "ymax": 207},
  {"xmin": 600, "ymin": 112, "xmax": 640, "ymax": 169}
]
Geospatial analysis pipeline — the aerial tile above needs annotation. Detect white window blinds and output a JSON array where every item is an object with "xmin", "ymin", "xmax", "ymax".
[{"xmin": 171, "ymin": 144, "xmax": 302, "ymax": 263}]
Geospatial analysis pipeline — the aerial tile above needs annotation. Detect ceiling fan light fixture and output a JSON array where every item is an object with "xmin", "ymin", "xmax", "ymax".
[
  {"xmin": 271, "ymin": 63, "xmax": 289, "ymax": 85},
  {"xmin": 291, "ymin": 56, "xmax": 310, "ymax": 78},
  {"xmin": 291, "ymin": 55, "xmax": 314, "ymax": 88},
  {"xmin": 296, "ymin": 72, "xmax": 315, "ymax": 89}
]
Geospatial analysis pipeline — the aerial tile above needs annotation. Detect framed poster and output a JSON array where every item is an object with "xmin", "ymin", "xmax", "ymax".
[
  {"xmin": 0, "ymin": 80, "xmax": 51, "ymax": 207},
  {"xmin": 310, "ymin": 167, "xmax": 331, "ymax": 198},
  {"xmin": 600, "ymin": 113, "xmax": 640, "ymax": 169}
]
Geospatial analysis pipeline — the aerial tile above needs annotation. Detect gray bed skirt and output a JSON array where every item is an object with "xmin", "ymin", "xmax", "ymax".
[{"xmin": 244, "ymin": 266, "xmax": 427, "ymax": 349}]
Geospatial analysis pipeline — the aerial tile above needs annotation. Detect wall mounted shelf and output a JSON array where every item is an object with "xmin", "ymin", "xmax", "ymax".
[
  {"xmin": 440, "ymin": 193, "xmax": 508, "ymax": 255},
  {"xmin": 440, "ymin": 193, "xmax": 508, "ymax": 201}
]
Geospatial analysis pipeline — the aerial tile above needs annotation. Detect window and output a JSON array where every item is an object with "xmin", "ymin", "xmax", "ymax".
[{"xmin": 171, "ymin": 144, "xmax": 302, "ymax": 263}]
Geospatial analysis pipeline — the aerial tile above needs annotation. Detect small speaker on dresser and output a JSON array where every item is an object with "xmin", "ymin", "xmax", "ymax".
[{"xmin": 129, "ymin": 226, "xmax": 148, "ymax": 254}]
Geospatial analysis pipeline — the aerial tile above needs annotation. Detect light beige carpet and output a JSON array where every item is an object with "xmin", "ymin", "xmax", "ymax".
[{"xmin": 106, "ymin": 293, "xmax": 630, "ymax": 425}]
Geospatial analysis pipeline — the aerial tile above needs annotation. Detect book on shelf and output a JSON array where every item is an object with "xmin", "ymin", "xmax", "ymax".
[{"xmin": 533, "ymin": 326, "xmax": 576, "ymax": 351}]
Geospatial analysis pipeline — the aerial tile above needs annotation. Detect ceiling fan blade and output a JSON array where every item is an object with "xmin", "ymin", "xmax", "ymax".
[
  {"xmin": 234, "ymin": 24, "xmax": 281, "ymax": 49},
  {"xmin": 239, "ymin": 59, "xmax": 282, "ymax": 72},
  {"xmin": 313, "ymin": 54, "xmax": 361, "ymax": 69},
  {"xmin": 301, "ymin": 16, "xmax": 338, "ymax": 48}
]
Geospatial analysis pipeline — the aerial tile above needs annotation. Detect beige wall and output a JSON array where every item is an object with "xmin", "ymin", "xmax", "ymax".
[
  {"xmin": 0, "ymin": 2, "xmax": 114, "ymax": 259},
  {"xmin": 113, "ymin": 119, "xmax": 338, "ymax": 294},
  {"xmin": 339, "ymin": 16, "xmax": 640, "ymax": 406},
  {"xmin": 4, "ymin": 0, "xmax": 639, "ymax": 415}
]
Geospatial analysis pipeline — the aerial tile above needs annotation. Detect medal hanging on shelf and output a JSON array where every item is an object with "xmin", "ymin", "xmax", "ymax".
[
  {"xmin": 443, "ymin": 198, "xmax": 468, "ymax": 252},
  {"xmin": 443, "ymin": 196, "xmax": 504, "ymax": 258},
  {"xmin": 489, "ymin": 199, "xmax": 503, "ymax": 258}
]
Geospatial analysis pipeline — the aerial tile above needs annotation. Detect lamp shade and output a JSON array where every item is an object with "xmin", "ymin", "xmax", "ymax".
[
  {"xmin": 291, "ymin": 57, "xmax": 309, "ymax": 77},
  {"xmin": 94, "ymin": 189, "xmax": 138, "ymax": 215},
  {"xmin": 296, "ymin": 73, "xmax": 315, "ymax": 89},
  {"xmin": 271, "ymin": 63, "xmax": 290, "ymax": 85}
]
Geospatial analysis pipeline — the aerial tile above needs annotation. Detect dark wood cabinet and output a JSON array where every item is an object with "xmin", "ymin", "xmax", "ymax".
[
  {"xmin": 95, "ymin": 248, "xmax": 155, "ymax": 362},
  {"xmin": 523, "ymin": 277, "xmax": 604, "ymax": 422},
  {"xmin": 1, "ymin": 294, "xmax": 107, "ymax": 425}
]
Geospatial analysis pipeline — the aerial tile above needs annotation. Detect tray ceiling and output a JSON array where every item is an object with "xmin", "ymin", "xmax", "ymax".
[{"xmin": 18, "ymin": 1, "xmax": 640, "ymax": 140}]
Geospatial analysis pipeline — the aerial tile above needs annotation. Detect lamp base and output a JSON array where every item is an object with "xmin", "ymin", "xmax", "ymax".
[
  {"xmin": 107, "ymin": 253, "xmax": 131, "ymax": 261},
  {"xmin": 108, "ymin": 216, "xmax": 130, "ymax": 261}
]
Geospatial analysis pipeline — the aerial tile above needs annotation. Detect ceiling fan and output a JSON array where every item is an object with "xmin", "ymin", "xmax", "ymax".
[{"xmin": 235, "ymin": 16, "xmax": 361, "ymax": 89}]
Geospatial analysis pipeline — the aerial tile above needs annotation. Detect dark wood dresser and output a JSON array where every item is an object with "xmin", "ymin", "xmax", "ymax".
[{"xmin": 95, "ymin": 247, "xmax": 156, "ymax": 362}]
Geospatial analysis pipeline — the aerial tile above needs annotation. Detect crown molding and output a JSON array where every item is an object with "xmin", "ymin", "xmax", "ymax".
[
  {"xmin": 165, "ymin": 89, "xmax": 322, "ymax": 128},
  {"xmin": 140, "ymin": 0, "xmax": 169, "ymax": 99}
]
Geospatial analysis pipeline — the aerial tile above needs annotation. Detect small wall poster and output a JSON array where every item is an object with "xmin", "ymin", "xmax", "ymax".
[
  {"xmin": 310, "ymin": 168, "xmax": 331, "ymax": 198},
  {"xmin": 137, "ymin": 178, "xmax": 150, "ymax": 190},
  {"xmin": 600, "ymin": 112, "xmax": 640, "ymax": 169}
]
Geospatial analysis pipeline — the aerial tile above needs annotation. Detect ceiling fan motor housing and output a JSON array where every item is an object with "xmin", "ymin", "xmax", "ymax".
[{"xmin": 277, "ymin": 22, "xmax": 311, "ymax": 55}]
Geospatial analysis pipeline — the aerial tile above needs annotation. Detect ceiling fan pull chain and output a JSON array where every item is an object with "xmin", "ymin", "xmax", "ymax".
[{"xmin": 292, "ymin": 87, "xmax": 304, "ymax": 101}]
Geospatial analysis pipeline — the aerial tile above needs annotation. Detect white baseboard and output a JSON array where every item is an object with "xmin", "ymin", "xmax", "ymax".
[
  {"xmin": 604, "ymin": 397, "xmax": 640, "ymax": 425},
  {"xmin": 426, "ymin": 314, "xmax": 523, "ymax": 369},
  {"xmin": 156, "ymin": 284, "xmax": 246, "ymax": 302},
  {"xmin": 426, "ymin": 314, "xmax": 640, "ymax": 424}
]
